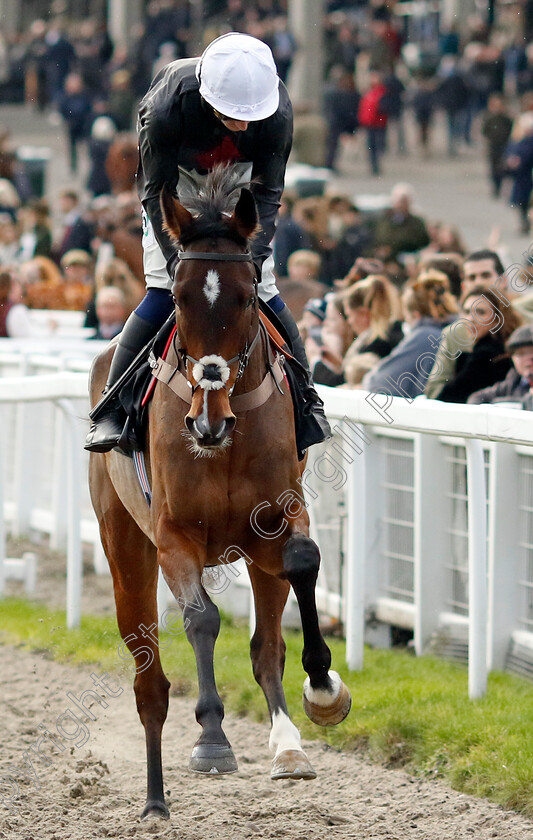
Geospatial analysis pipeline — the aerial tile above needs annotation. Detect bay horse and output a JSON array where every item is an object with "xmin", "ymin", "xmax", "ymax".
[{"xmin": 88, "ymin": 165, "xmax": 351, "ymax": 821}]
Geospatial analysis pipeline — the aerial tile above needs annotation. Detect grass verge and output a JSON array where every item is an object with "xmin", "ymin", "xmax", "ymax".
[{"xmin": 2, "ymin": 597, "xmax": 533, "ymax": 816}]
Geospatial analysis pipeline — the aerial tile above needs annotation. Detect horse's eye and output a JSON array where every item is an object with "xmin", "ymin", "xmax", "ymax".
[
  {"xmin": 245, "ymin": 295, "xmax": 256, "ymax": 309},
  {"xmin": 172, "ymin": 294, "xmax": 180, "ymax": 309}
]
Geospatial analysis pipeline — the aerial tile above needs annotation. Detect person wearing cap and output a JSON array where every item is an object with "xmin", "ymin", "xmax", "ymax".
[
  {"xmin": 85, "ymin": 31, "xmax": 331, "ymax": 454},
  {"xmin": 468, "ymin": 324, "xmax": 533, "ymax": 404},
  {"xmin": 59, "ymin": 248, "xmax": 94, "ymax": 313}
]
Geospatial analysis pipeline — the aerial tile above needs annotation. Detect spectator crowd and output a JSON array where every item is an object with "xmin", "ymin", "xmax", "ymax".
[{"xmin": 1, "ymin": 1, "xmax": 533, "ymax": 410}]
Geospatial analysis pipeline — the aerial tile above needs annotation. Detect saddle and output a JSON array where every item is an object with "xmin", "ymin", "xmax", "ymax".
[{"xmin": 118, "ymin": 309, "xmax": 305, "ymax": 454}]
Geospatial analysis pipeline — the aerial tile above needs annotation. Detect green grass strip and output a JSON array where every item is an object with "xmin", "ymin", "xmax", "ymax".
[{"xmin": 2, "ymin": 597, "xmax": 533, "ymax": 816}]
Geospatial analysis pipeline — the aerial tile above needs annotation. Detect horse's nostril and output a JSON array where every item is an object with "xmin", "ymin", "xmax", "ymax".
[{"xmin": 225, "ymin": 417, "xmax": 236, "ymax": 434}]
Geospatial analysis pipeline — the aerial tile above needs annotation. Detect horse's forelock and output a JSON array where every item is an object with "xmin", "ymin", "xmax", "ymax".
[{"xmin": 179, "ymin": 165, "xmax": 251, "ymax": 248}]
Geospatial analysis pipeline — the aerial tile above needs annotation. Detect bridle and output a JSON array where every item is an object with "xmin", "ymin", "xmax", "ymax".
[{"xmin": 172, "ymin": 247, "xmax": 261, "ymax": 393}]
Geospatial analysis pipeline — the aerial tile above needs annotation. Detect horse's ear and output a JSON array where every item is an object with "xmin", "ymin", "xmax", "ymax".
[
  {"xmin": 232, "ymin": 188, "xmax": 258, "ymax": 239},
  {"xmin": 160, "ymin": 184, "xmax": 193, "ymax": 243}
]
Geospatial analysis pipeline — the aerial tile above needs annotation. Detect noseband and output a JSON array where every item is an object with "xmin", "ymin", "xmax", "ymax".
[{"xmin": 173, "ymin": 248, "xmax": 259, "ymax": 392}]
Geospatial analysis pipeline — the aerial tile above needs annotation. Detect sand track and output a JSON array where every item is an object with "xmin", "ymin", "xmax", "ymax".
[{"xmin": 1, "ymin": 644, "xmax": 532, "ymax": 840}]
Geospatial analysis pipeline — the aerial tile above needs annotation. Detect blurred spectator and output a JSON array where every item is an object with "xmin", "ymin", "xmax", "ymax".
[
  {"xmin": 461, "ymin": 248, "xmax": 505, "ymax": 294},
  {"xmin": 411, "ymin": 74, "xmax": 436, "ymax": 157},
  {"xmin": 363, "ymin": 273, "xmax": 458, "ymax": 398},
  {"xmin": 90, "ymin": 286, "xmax": 127, "ymax": 340},
  {"xmin": 292, "ymin": 196, "xmax": 329, "ymax": 257},
  {"xmin": 57, "ymin": 72, "xmax": 92, "ymax": 173},
  {"xmin": 335, "ymin": 256, "xmax": 386, "ymax": 291},
  {"xmin": 324, "ymin": 203, "xmax": 373, "ymax": 284},
  {"xmin": 367, "ymin": 10, "xmax": 396, "ymax": 73},
  {"xmin": 94, "ymin": 256, "xmax": 144, "ymax": 317},
  {"xmin": 287, "ymin": 249, "xmax": 321, "ymax": 283},
  {"xmin": 504, "ymin": 111, "xmax": 533, "ymax": 235},
  {"xmin": 105, "ymin": 134, "xmax": 138, "ymax": 194},
  {"xmin": 374, "ymin": 183, "xmax": 430, "ymax": 261},
  {"xmin": 468, "ymin": 324, "xmax": 533, "ymax": 404},
  {"xmin": 417, "ymin": 253, "xmax": 464, "ymax": 298},
  {"xmin": 437, "ymin": 286, "xmax": 522, "ymax": 403},
  {"xmin": 87, "ymin": 116, "xmax": 117, "ymax": 197},
  {"xmin": 107, "ymin": 70, "xmax": 136, "ymax": 132},
  {"xmin": 0, "ymin": 177, "xmax": 20, "ymax": 219},
  {"xmin": 357, "ymin": 70, "xmax": 388, "ymax": 176},
  {"xmin": 268, "ymin": 16, "xmax": 297, "ymax": 83},
  {"xmin": 306, "ymin": 292, "xmax": 353, "ymax": 386},
  {"xmin": 323, "ymin": 66, "xmax": 360, "ymax": 172},
  {"xmin": 25, "ymin": 19, "xmax": 49, "ymax": 111},
  {"xmin": 481, "ymin": 93, "xmax": 513, "ymax": 198},
  {"xmin": 26, "ymin": 199, "xmax": 52, "ymax": 258},
  {"xmin": 436, "ymin": 56, "xmax": 469, "ymax": 157},
  {"xmin": 297, "ymin": 296, "xmax": 327, "ymax": 344},
  {"xmin": 0, "ymin": 127, "xmax": 17, "ymax": 184},
  {"xmin": 43, "ymin": 19, "xmax": 75, "ymax": 104},
  {"xmin": 54, "ymin": 189, "xmax": 94, "ymax": 259},
  {"xmin": 278, "ymin": 249, "xmax": 328, "ymax": 320},
  {"xmin": 273, "ymin": 194, "xmax": 312, "ymax": 277},
  {"xmin": 59, "ymin": 248, "xmax": 95, "ymax": 314},
  {"xmin": 73, "ymin": 18, "xmax": 113, "ymax": 98},
  {"xmin": 0, "ymin": 214, "xmax": 22, "ymax": 266},
  {"xmin": 425, "ymin": 249, "xmax": 506, "ymax": 398},
  {"xmin": 382, "ymin": 69, "xmax": 406, "ymax": 155},
  {"xmin": 21, "ymin": 255, "xmax": 64, "ymax": 309},
  {"xmin": 330, "ymin": 21, "xmax": 358, "ymax": 75},
  {"xmin": 420, "ymin": 222, "xmax": 467, "ymax": 259},
  {"xmin": 341, "ymin": 274, "xmax": 403, "ymax": 385},
  {"xmin": 0, "ymin": 270, "xmax": 32, "ymax": 337}
]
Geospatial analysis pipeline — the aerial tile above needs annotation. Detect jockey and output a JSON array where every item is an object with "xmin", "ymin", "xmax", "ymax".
[{"xmin": 85, "ymin": 32, "xmax": 331, "ymax": 454}]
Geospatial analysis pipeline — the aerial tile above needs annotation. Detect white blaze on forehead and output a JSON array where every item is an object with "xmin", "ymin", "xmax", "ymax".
[{"xmin": 203, "ymin": 269, "xmax": 220, "ymax": 306}]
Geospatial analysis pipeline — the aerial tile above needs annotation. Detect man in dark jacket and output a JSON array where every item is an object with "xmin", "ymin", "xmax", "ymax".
[
  {"xmin": 468, "ymin": 324, "xmax": 533, "ymax": 404},
  {"xmin": 436, "ymin": 57, "xmax": 469, "ymax": 157},
  {"xmin": 85, "ymin": 32, "xmax": 330, "ymax": 454},
  {"xmin": 481, "ymin": 93, "xmax": 513, "ymax": 197}
]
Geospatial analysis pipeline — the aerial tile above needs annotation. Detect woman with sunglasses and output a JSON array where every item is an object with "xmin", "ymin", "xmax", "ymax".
[{"xmin": 85, "ymin": 32, "xmax": 330, "ymax": 454}]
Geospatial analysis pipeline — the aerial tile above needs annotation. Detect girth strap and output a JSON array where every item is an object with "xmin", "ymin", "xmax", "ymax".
[{"xmin": 150, "ymin": 354, "xmax": 285, "ymax": 412}]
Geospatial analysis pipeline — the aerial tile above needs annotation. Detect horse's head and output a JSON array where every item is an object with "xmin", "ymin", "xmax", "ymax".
[{"xmin": 160, "ymin": 168, "xmax": 259, "ymax": 455}]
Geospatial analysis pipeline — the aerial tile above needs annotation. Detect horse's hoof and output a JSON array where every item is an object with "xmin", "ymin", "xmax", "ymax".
[
  {"xmin": 271, "ymin": 749, "xmax": 317, "ymax": 781},
  {"xmin": 303, "ymin": 672, "xmax": 352, "ymax": 726},
  {"xmin": 189, "ymin": 743, "xmax": 238, "ymax": 775},
  {"xmin": 140, "ymin": 800, "xmax": 170, "ymax": 821}
]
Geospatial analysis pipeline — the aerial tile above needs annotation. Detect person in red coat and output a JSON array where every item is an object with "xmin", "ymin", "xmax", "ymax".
[{"xmin": 357, "ymin": 71, "xmax": 388, "ymax": 176}]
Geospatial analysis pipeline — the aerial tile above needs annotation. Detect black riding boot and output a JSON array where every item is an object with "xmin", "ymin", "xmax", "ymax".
[
  {"xmin": 84, "ymin": 312, "xmax": 159, "ymax": 453},
  {"xmin": 273, "ymin": 303, "xmax": 332, "ymax": 455}
]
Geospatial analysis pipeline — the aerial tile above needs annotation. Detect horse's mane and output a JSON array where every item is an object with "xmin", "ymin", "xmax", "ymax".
[{"xmin": 178, "ymin": 164, "xmax": 251, "ymax": 248}]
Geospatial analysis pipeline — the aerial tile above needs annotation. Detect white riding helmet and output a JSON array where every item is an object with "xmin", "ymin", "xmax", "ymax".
[{"xmin": 197, "ymin": 32, "xmax": 280, "ymax": 121}]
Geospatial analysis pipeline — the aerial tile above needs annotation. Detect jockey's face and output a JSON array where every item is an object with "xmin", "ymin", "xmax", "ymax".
[{"xmin": 213, "ymin": 108, "xmax": 249, "ymax": 132}]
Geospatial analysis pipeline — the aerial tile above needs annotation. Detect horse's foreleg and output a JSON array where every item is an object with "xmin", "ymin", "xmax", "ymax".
[
  {"xmin": 248, "ymin": 563, "xmax": 316, "ymax": 781},
  {"xmin": 158, "ymin": 542, "xmax": 237, "ymax": 775},
  {"xmin": 282, "ymin": 532, "xmax": 352, "ymax": 726},
  {"xmin": 113, "ymin": 583, "xmax": 171, "ymax": 819},
  {"xmin": 91, "ymin": 459, "xmax": 170, "ymax": 821}
]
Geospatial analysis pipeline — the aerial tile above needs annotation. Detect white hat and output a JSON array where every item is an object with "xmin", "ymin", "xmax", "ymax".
[{"xmin": 197, "ymin": 32, "xmax": 280, "ymax": 121}]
